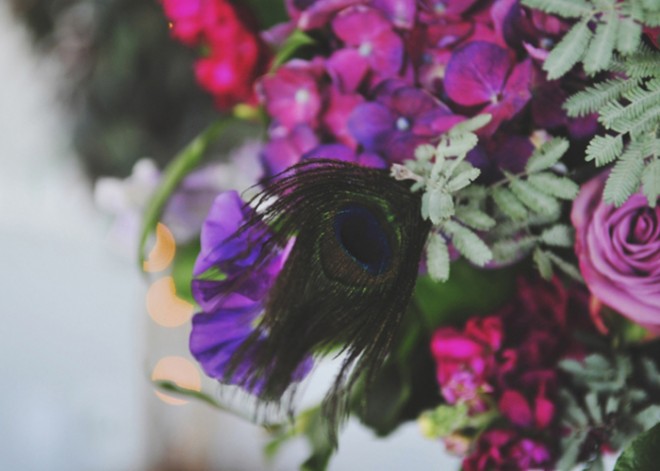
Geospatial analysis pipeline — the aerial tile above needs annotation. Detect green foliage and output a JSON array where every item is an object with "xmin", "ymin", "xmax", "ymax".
[
  {"xmin": 393, "ymin": 116, "xmax": 495, "ymax": 281},
  {"xmin": 414, "ymin": 261, "xmax": 516, "ymax": 328},
  {"xmin": 614, "ymin": 422, "xmax": 660, "ymax": 471},
  {"xmin": 271, "ymin": 30, "xmax": 316, "ymax": 70},
  {"xmin": 138, "ymin": 119, "xmax": 231, "ymax": 265},
  {"xmin": 556, "ymin": 351, "xmax": 660, "ymax": 470},
  {"xmin": 524, "ymin": 0, "xmax": 660, "ymax": 208}
]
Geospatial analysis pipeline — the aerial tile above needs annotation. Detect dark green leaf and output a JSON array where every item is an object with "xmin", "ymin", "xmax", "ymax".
[
  {"xmin": 414, "ymin": 261, "xmax": 516, "ymax": 328},
  {"xmin": 271, "ymin": 30, "xmax": 316, "ymax": 70},
  {"xmin": 614, "ymin": 422, "xmax": 660, "ymax": 471}
]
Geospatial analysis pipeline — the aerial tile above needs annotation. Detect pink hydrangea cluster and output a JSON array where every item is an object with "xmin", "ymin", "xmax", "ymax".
[
  {"xmin": 257, "ymin": 0, "xmax": 593, "ymax": 177},
  {"xmin": 431, "ymin": 276, "xmax": 593, "ymax": 470},
  {"xmin": 161, "ymin": 0, "xmax": 271, "ymax": 108}
]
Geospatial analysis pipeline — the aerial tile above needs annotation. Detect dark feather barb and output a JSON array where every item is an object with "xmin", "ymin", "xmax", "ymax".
[{"xmin": 224, "ymin": 159, "xmax": 431, "ymax": 442}]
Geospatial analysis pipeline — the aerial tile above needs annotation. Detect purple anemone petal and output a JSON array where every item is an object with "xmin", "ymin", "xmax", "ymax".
[
  {"xmin": 445, "ymin": 41, "xmax": 512, "ymax": 106},
  {"xmin": 262, "ymin": 125, "xmax": 319, "ymax": 175},
  {"xmin": 348, "ymin": 102, "xmax": 395, "ymax": 150},
  {"xmin": 327, "ymin": 49, "xmax": 369, "ymax": 92},
  {"xmin": 371, "ymin": 0, "xmax": 416, "ymax": 29}
]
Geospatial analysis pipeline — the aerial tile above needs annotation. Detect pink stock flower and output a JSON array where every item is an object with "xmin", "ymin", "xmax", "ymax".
[
  {"xmin": 463, "ymin": 428, "xmax": 551, "ymax": 471},
  {"xmin": 431, "ymin": 316, "xmax": 502, "ymax": 410},
  {"xmin": 162, "ymin": 0, "xmax": 270, "ymax": 109},
  {"xmin": 571, "ymin": 172, "xmax": 660, "ymax": 332}
]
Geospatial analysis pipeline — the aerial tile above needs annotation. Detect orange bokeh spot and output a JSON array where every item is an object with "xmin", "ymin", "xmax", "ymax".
[
  {"xmin": 151, "ymin": 356, "xmax": 201, "ymax": 406},
  {"xmin": 143, "ymin": 222, "xmax": 176, "ymax": 273},
  {"xmin": 146, "ymin": 276, "xmax": 195, "ymax": 328}
]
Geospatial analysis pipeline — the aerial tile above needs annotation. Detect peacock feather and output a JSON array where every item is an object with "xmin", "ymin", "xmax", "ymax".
[{"xmin": 224, "ymin": 159, "xmax": 431, "ymax": 436}]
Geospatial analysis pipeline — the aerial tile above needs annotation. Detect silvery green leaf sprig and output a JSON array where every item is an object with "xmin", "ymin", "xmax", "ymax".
[{"xmin": 394, "ymin": 118, "xmax": 583, "ymax": 283}]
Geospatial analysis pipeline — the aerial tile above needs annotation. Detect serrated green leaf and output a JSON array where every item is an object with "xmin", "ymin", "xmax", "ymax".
[
  {"xmin": 415, "ymin": 144, "xmax": 436, "ymax": 161},
  {"xmin": 446, "ymin": 167, "xmax": 481, "ymax": 193},
  {"xmin": 585, "ymin": 392, "xmax": 603, "ymax": 423},
  {"xmin": 547, "ymin": 252, "xmax": 584, "ymax": 282},
  {"xmin": 455, "ymin": 207, "xmax": 496, "ymax": 230},
  {"xmin": 521, "ymin": 0, "xmax": 593, "ymax": 17},
  {"xmin": 526, "ymin": 138, "xmax": 570, "ymax": 173},
  {"xmin": 138, "ymin": 119, "xmax": 230, "ymax": 266},
  {"xmin": 641, "ymin": 357, "xmax": 660, "ymax": 388},
  {"xmin": 527, "ymin": 173, "xmax": 580, "ymax": 200},
  {"xmin": 557, "ymin": 431, "xmax": 587, "ymax": 471},
  {"xmin": 427, "ymin": 233, "xmax": 450, "ymax": 282},
  {"xmin": 616, "ymin": 16, "xmax": 642, "ymax": 54},
  {"xmin": 603, "ymin": 155, "xmax": 645, "ymax": 206},
  {"xmin": 449, "ymin": 114, "xmax": 492, "ymax": 135},
  {"xmin": 491, "ymin": 236, "xmax": 537, "ymax": 263},
  {"xmin": 584, "ymin": 10, "xmax": 618, "ymax": 74},
  {"xmin": 437, "ymin": 133, "xmax": 479, "ymax": 159},
  {"xmin": 606, "ymin": 396, "xmax": 620, "ymax": 415},
  {"xmin": 614, "ymin": 422, "xmax": 660, "ymax": 471},
  {"xmin": 642, "ymin": 158, "xmax": 660, "ymax": 206},
  {"xmin": 509, "ymin": 178, "xmax": 561, "ymax": 215},
  {"xmin": 425, "ymin": 188, "xmax": 455, "ymax": 224},
  {"xmin": 586, "ymin": 134, "xmax": 624, "ymax": 166},
  {"xmin": 544, "ymin": 18, "xmax": 592, "ymax": 80},
  {"xmin": 492, "ymin": 187, "xmax": 528, "ymax": 220},
  {"xmin": 443, "ymin": 220, "xmax": 492, "ymax": 266},
  {"xmin": 533, "ymin": 247, "xmax": 553, "ymax": 279},
  {"xmin": 540, "ymin": 225, "xmax": 574, "ymax": 247},
  {"xmin": 635, "ymin": 405, "xmax": 660, "ymax": 429}
]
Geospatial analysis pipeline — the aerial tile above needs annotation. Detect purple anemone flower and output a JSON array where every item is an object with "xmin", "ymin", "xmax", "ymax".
[
  {"xmin": 190, "ymin": 191, "xmax": 313, "ymax": 391},
  {"xmin": 349, "ymin": 79, "xmax": 463, "ymax": 162},
  {"xmin": 444, "ymin": 41, "xmax": 532, "ymax": 136}
]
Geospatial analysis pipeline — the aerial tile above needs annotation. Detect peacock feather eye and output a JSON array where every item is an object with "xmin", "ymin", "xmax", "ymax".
[{"xmin": 223, "ymin": 159, "xmax": 431, "ymax": 436}]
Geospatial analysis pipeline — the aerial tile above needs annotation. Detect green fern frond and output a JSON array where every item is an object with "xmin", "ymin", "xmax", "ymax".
[
  {"xmin": 615, "ymin": 16, "xmax": 642, "ymax": 54},
  {"xmin": 642, "ymin": 158, "xmax": 660, "ymax": 206},
  {"xmin": 585, "ymin": 134, "xmax": 624, "ymax": 166},
  {"xmin": 600, "ymin": 82, "xmax": 660, "ymax": 130},
  {"xmin": 583, "ymin": 10, "xmax": 618, "ymax": 75},
  {"xmin": 521, "ymin": 0, "xmax": 593, "ymax": 18},
  {"xmin": 617, "ymin": 45, "xmax": 660, "ymax": 78},
  {"xmin": 544, "ymin": 17, "xmax": 593, "ymax": 80},
  {"xmin": 564, "ymin": 78, "xmax": 639, "ymax": 117},
  {"xmin": 603, "ymin": 153, "xmax": 645, "ymax": 205}
]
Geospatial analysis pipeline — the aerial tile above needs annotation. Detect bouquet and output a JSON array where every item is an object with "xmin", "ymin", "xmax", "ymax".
[{"xmin": 130, "ymin": 0, "xmax": 660, "ymax": 469}]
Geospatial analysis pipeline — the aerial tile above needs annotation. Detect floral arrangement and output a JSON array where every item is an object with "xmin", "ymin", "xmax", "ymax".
[{"xmin": 133, "ymin": 0, "xmax": 660, "ymax": 469}]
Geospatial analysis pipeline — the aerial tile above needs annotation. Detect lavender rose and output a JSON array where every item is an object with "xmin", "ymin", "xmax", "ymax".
[{"xmin": 571, "ymin": 173, "xmax": 660, "ymax": 332}]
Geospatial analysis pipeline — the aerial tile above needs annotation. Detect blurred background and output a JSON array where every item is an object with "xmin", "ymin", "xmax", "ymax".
[{"xmin": 0, "ymin": 1, "xmax": 463, "ymax": 469}]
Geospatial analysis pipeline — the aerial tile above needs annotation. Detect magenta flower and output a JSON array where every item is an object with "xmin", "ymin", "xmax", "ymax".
[
  {"xmin": 332, "ymin": 6, "xmax": 404, "ymax": 81},
  {"xmin": 571, "ymin": 173, "xmax": 660, "ymax": 332},
  {"xmin": 162, "ymin": 0, "xmax": 204, "ymax": 45},
  {"xmin": 463, "ymin": 428, "xmax": 551, "ymax": 471},
  {"xmin": 444, "ymin": 41, "xmax": 532, "ymax": 135},
  {"xmin": 258, "ymin": 60, "xmax": 324, "ymax": 129},
  {"xmin": 431, "ymin": 316, "xmax": 502, "ymax": 410},
  {"xmin": 349, "ymin": 80, "xmax": 462, "ymax": 162},
  {"xmin": 261, "ymin": 124, "xmax": 319, "ymax": 175},
  {"xmin": 293, "ymin": 0, "xmax": 416, "ymax": 30},
  {"xmin": 190, "ymin": 191, "xmax": 313, "ymax": 391}
]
